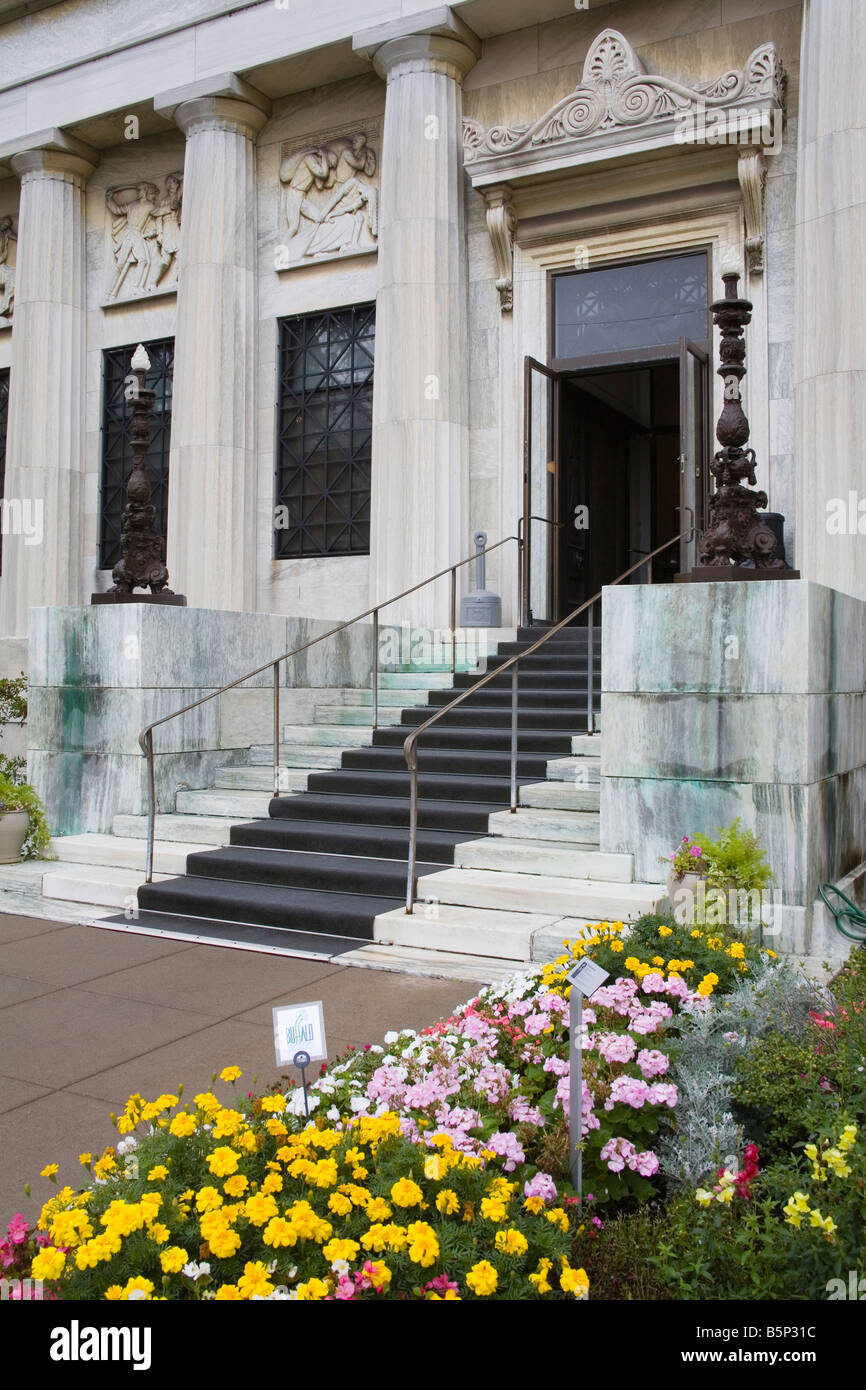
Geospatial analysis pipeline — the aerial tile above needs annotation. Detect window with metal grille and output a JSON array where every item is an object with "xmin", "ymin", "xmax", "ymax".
[
  {"xmin": 99, "ymin": 339, "xmax": 173, "ymax": 571},
  {"xmin": 0, "ymin": 368, "xmax": 8, "ymax": 575},
  {"xmin": 275, "ymin": 304, "xmax": 374, "ymax": 558}
]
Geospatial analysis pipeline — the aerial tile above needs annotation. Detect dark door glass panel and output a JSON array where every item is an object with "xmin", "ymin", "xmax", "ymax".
[{"xmin": 554, "ymin": 253, "xmax": 708, "ymax": 359}]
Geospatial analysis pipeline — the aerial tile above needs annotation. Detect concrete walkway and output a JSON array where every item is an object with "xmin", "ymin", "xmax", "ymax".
[{"xmin": 0, "ymin": 911, "xmax": 474, "ymax": 1226}]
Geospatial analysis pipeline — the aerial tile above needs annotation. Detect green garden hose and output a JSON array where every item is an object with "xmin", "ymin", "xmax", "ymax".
[{"xmin": 819, "ymin": 883, "xmax": 866, "ymax": 944}]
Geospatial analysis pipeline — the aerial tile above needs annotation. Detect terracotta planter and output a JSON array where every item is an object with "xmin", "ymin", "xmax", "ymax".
[{"xmin": 0, "ymin": 809, "xmax": 29, "ymax": 863}]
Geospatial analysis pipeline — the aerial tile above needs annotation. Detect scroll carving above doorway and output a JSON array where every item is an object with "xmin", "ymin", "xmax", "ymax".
[{"xmin": 463, "ymin": 29, "xmax": 785, "ymax": 172}]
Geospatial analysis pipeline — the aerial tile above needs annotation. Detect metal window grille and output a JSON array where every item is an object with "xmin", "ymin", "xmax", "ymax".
[
  {"xmin": 275, "ymin": 304, "xmax": 374, "ymax": 558},
  {"xmin": 99, "ymin": 339, "xmax": 173, "ymax": 571}
]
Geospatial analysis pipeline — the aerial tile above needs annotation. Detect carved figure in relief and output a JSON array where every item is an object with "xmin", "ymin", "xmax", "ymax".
[
  {"xmin": 278, "ymin": 131, "xmax": 378, "ymax": 264},
  {"xmin": 106, "ymin": 174, "xmax": 184, "ymax": 300},
  {"xmin": 0, "ymin": 215, "xmax": 16, "ymax": 319}
]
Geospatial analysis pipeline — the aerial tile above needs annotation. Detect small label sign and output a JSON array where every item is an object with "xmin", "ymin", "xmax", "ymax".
[
  {"xmin": 273, "ymin": 1000, "xmax": 327, "ymax": 1066},
  {"xmin": 566, "ymin": 957, "xmax": 609, "ymax": 998}
]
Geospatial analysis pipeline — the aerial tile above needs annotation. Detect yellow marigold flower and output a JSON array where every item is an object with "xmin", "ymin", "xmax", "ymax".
[
  {"xmin": 78, "ymin": 1153, "xmax": 92, "ymax": 1168},
  {"xmin": 624, "ymin": 956, "xmax": 641, "ymax": 972},
  {"xmin": 101, "ymin": 1201, "xmax": 146, "ymax": 1237},
  {"xmin": 308, "ymin": 1128, "xmax": 342, "ymax": 1151},
  {"xmin": 328, "ymin": 1193, "xmax": 353, "ymax": 1218},
  {"xmin": 609, "ymin": 940, "xmax": 624, "ymax": 952},
  {"xmin": 237, "ymin": 1261, "xmax": 274, "ymax": 1300},
  {"xmin": 691, "ymin": 929, "xmax": 703, "ymax": 939},
  {"xmin": 528, "ymin": 1257, "xmax": 552, "ymax": 1294},
  {"xmin": 487, "ymin": 1177, "xmax": 517, "ymax": 1201},
  {"xmin": 738, "ymin": 961, "xmax": 749, "ymax": 972},
  {"xmin": 31, "ymin": 1246, "xmax": 67, "ymax": 1281},
  {"xmin": 92, "ymin": 1154, "xmax": 117, "ymax": 1179},
  {"xmin": 219, "ymin": 1066, "xmax": 242, "ymax": 1083},
  {"xmin": 260, "ymin": 1094, "xmax": 286, "ymax": 1113},
  {"xmin": 311, "ymin": 1158, "xmax": 339, "ymax": 1189},
  {"xmin": 261, "ymin": 1171, "xmax": 283, "ymax": 1195},
  {"xmin": 223, "ymin": 1175, "xmax": 249, "ymax": 1198},
  {"xmin": 263, "ymin": 1216, "xmax": 297, "ymax": 1249},
  {"xmin": 147, "ymin": 1165, "xmax": 169, "ymax": 1182},
  {"xmin": 658, "ymin": 925, "xmax": 673, "ymax": 938},
  {"xmin": 435, "ymin": 1189, "xmax": 459, "ymax": 1216},
  {"xmin": 652, "ymin": 956, "xmax": 665, "ymax": 967},
  {"xmin": 366, "ymin": 1260, "xmax": 391, "ymax": 1290},
  {"xmin": 244, "ymin": 1192, "xmax": 279, "ymax": 1227},
  {"xmin": 495, "ymin": 1228, "xmax": 529, "ymax": 1257},
  {"xmin": 545, "ymin": 1207, "xmax": 569, "ymax": 1233},
  {"xmin": 390, "ymin": 1177, "xmax": 424, "ymax": 1208},
  {"xmin": 727, "ymin": 941, "xmax": 746, "ymax": 959},
  {"xmin": 160, "ymin": 1246, "xmax": 188, "ymax": 1274},
  {"xmin": 212, "ymin": 1109, "xmax": 244, "ymax": 1138},
  {"xmin": 214, "ymin": 1283, "xmax": 242, "ymax": 1300},
  {"xmin": 265, "ymin": 1118, "xmax": 288, "ymax": 1139},
  {"xmin": 360, "ymin": 1223, "xmax": 390, "ymax": 1254},
  {"xmin": 523, "ymin": 1196, "xmax": 545, "ymax": 1216},
  {"xmin": 366, "ymin": 1197, "xmax": 393, "ymax": 1222},
  {"xmin": 49, "ymin": 1210, "xmax": 93, "ymax": 1249},
  {"xmin": 466, "ymin": 1260, "xmax": 498, "ymax": 1297},
  {"xmin": 323, "ymin": 1238, "xmax": 361, "ymax": 1263},
  {"xmin": 147, "ymin": 1223, "xmax": 170, "ymax": 1245},
  {"xmin": 104, "ymin": 1286, "xmax": 125, "ymax": 1300},
  {"xmin": 480, "ymin": 1196, "xmax": 507, "ymax": 1223},
  {"xmin": 208, "ymin": 1227, "xmax": 242, "ymax": 1260},
  {"xmin": 196, "ymin": 1186, "xmax": 223, "ymax": 1214},
  {"xmin": 406, "ymin": 1221, "xmax": 439, "ymax": 1268},
  {"xmin": 40, "ymin": 1164, "xmax": 59, "ymax": 1179},
  {"xmin": 207, "ymin": 1147, "xmax": 240, "ymax": 1177},
  {"xmin": 121, "ymin": 1277, "xmax": 154, "ymax": 1300},
  {"xmin": 560, "ymin": 1262, "xmax": 590, "ymax": 1299},
  {"xmin": 384, "ymin": 1223, "xmax": 409, "ymax": 1253},
  {"xmin": 296, "ymin": 1278, "xmax": 329, "ymax": 1301},
  {"xmin": 194, "ymin": 1091, "xmax": 221, "ymax": 1116},
  {"xmin": 169, "ymin": 1113, "xmax": 196, "ymax": 1138},
  {"xmin": 352, "ymin": 1166, "xmax": 369, "ymax": 1181}
]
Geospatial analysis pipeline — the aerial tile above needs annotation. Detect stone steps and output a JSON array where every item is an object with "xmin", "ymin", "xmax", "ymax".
[
  {"xmin": 49, "ymin": 833, "xmax": 219, "ymax": 876},
  {"xmin": 488, "ymin": 806, "xmax": 600, "ymax": 844},
  {"xmin": 211, "ymin": 765, "xmax": 326, "ymax": 790},
  {"xmin": 41, "ymin": 862, "xmax": 170, "ymax": 909},
  {"xmin": 175, "ymin": 788, "xmax": 275, "ymax": 817},
  {"xmin": 519, "ymin": 781, "xmax": 600, "ymax": 811},
  {"xmin": 412, "ymin": 865, "xmax": 664, "ymax": 922},
  {"xmin": 246, "ymin": 729, "xmax": 374, "ymax": 756},
  {"xmin": 113, "ymin": 813, "xmax": 240, "ymax": 844},
  {"xmin": 453, "ymin": 836, "xmax": 632, "ymax": 881}
]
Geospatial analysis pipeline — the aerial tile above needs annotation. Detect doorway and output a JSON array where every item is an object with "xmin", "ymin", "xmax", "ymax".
[{"xmin": 522, "ymin": 250, "xmax": 711, "ymax": 624}]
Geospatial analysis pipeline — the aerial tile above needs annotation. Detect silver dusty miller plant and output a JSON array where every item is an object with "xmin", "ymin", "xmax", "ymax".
[{"xmin": 657, "ymin": 958, "xmax": 829, "ymax": 1187}]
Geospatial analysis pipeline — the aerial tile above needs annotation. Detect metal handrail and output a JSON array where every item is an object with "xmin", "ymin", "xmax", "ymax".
[
  {"xmin": 402, "ymin": 528, "xmax": 694, "ymax": 913},
  {"xmin": 138, "ymin": 533, "xmax": 523, "ymax": 882}
]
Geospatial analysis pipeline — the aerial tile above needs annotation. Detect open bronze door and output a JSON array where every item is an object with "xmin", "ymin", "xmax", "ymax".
[
  {"xmin": 678, "ymin": 338, "xmax": 710, "ymax": 571},
  {"xmin": 522, "ymin": 357, "xmax": 561, "ymax": 625}
]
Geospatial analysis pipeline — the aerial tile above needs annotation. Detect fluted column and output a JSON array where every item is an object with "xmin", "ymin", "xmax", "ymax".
[
  {"xmin": 0, "ymin": 135, "xmax": 96, "ymax": 637},
  {"xmin": 356, "ymin": 15, "xmax": 479, "ymax": 626},
  {"xmin": 155, "ymin": 77, "xmax": 271, "ymax": 612},
  {"xmin": 794, "ymin": 0, "xmax": 866, "ymax": 600}
]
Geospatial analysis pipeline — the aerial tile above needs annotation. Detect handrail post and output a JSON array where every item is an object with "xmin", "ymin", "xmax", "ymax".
[
  {"xmin": 145, "ymin": 729, "xmax": 155, "ymax": 884},
  {"xmin": 586, "ymin": 601, "xmax": 595, "ymax": 737},
  {"xmin": 273, "ymin": 661, "xmax": 281, "ymax": 798},
  {"xmin": 450, "ymin": 566, "xmax": 457, "ymax": 677},
  {"xmin": 405, "ymin": 758, "xmax": 419, "ymax": 914},
  {"xmin": 510, "ymin": 665, "xmax": 519, "ymax": 812},
  {"xmin": 372, "ymin": 609, "xmax": 379, "ymax": 731}
]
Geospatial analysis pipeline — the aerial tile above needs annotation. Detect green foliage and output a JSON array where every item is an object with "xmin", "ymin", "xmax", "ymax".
[
  {"xmin": 692, "ymin": 817, "xmax": 773, "ymax": 894},
  {"xmin": 731, "ymin": 1032, "xmax": 822, "ymax": 1165},
  {"xmin": 571, "ymin": 1206, "xmax": 674, "ymax": 1301},
  {"xmin": 0, "ymin": 673, "xmax": 27, "ymax": 783},
  {"xmin": 0, "ymin": 770, "xmax": 52, "ymax": 859}
]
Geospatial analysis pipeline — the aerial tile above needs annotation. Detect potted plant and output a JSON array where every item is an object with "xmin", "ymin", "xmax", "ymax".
[
  {"xmin": 0, "ymin": 675, "xmax": 52, "ymax": 863},
  {"xmin": 661, "ymin": 819, "xmax": 773, "ymax": 935}
]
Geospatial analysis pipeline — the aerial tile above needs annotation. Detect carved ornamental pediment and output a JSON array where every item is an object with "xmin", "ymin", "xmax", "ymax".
[{"xmin": 463, "ymin": 29, "xmax": 785, "ymax": 173}]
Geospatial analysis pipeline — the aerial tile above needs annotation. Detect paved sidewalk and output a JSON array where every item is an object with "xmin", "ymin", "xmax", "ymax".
[{"xmin": 0, "ymin": 912, "xmax": 474, "ymax": 1225}]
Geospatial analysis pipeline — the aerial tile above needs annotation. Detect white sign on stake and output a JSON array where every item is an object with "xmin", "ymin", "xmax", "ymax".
[
  {"xmin": 566, "ymin": 957, "xmax": 609, "ymax": 1210},
  {"xmin": 273, "ymin": 1000, "xmax": 327, "ymax": 1067}
]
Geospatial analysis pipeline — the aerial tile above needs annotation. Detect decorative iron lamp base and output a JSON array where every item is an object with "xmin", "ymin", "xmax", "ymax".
[
  {"xmin": 91, "ymin": 591, "xmax": 188, "ymax": 605},
  {"xmin": 675, "ymin": 566, "xmax": 800, "ymax": 583}
]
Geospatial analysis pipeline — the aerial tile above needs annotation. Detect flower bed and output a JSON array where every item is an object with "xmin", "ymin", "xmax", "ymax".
[{"xmin": 8, "ymin": 916, "xmax": 818, "ymax": 1302}]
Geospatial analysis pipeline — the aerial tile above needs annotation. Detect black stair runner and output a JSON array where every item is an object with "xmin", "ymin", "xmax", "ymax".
[{"xmin": 112, "ymin": 627, "xmax": 601, "ymax": 951}]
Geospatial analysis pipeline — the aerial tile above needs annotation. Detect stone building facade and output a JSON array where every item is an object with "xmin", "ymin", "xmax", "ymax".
[
  {"xmin": 0, "ymin": 0, "xmax": 863, "ymax": 956},
  {"xmin": 2, "ymin": 0, "xmax": 860, "ymax": 649}
]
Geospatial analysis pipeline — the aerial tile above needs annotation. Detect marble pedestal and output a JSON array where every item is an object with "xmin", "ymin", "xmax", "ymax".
[
  {"xmin": 600, "ymin": 580, "xmax": 866, "ymax": 955},
  {"xmin": 28, "ymin": 605, "xmax": 373, "ymax": 836}
]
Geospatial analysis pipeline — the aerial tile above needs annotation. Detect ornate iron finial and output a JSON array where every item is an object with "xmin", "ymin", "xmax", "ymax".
[
  {"xmin": 92, "ymin": 345, "xmax": 186, "ymax": 606},
  {"xmin": 693, "ymin": 273, "xmax": 796, "ymax": 577}
]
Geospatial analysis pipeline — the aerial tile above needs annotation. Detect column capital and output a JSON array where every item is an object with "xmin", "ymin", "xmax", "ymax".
[
  {"xmin": 0, "ymin": 127, "xmax": 98, "ymax": 183},
  {"xmin": 353, "ymin": 5, "xmax": 480, "ymax": 83},
  {"xmin": 154, "ymin": 72, "xmax": 272, "ymax": 139}
]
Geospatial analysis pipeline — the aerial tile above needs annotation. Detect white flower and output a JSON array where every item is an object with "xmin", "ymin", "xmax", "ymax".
[
  {"xmin": 116, "ymin": 1136, "xmax": 138, "ymax": 1156},
  {"xmin": 331, "ymin": 1258, "xmax": 350, "ymax": 1276},
  {"xmin": 127, "ymin": 1290, "xmax": 147, "ymax": 1301},
  {"xmin": 368, "ymin": 1045, "xmax": 384, "ymax": 1054},
  {"xmin": 182, "ymin": 1261, "xmax": 211, "ymax": 1281},
  {"xmin": 326, "ymin": 1105, "xmax": 340, "ymax": 1121},
  {"xmin": 383, "ymin": 1031, "xmax": 399, "ymax": 1045},
  {"xmin": 349, "ymin": 1096, "xmax": 369, "ymax": 1113}
]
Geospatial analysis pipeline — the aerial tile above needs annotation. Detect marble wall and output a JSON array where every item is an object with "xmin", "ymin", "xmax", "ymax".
[
  {"xmin": 600, "ymin": 579, "xmax": 866, "ymax": 953},
  {"xmin": 28, "ymin": 603, "xmax": 374, "ymax": 834}
]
